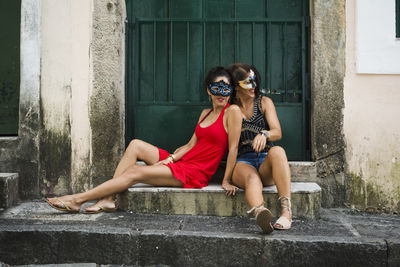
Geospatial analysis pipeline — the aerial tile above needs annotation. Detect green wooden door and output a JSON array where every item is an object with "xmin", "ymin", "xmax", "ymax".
[
  {"xmin": 0, "ymin": 0, "xmax": 21, "ymax": 136},
  {"xmin": 126, "ymin": 0, "xmax": 310, "ymax": 160}
]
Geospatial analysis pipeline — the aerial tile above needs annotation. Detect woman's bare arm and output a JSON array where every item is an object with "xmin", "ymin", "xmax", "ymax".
[
  {"xmin": 221, "ymin": 105, "xmax": 242, "ymax": 195},
  {"xmin": 252, "ymin": 96, "xmax": 282, "ymax": 152},
  {"xmin": 261, "ymin": 96, "xmax": 282, "ymax": 141}
]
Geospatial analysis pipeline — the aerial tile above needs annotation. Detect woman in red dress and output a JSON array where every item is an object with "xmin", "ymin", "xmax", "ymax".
[{"xmin": 46, "ymin": 66, "xmax": 242, "ymax": 213}]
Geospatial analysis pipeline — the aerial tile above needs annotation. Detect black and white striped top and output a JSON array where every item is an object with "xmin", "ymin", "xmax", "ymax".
[{"xmin": 238, "ymin": 96, "xmax": 273, "ymax": 156}]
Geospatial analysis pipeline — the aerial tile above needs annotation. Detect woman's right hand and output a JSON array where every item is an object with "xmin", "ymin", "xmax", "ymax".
[
  {"xmin": 222, "ymin": 181, "xmax": 239, "ymax": 196},
  {"xmin": 154, "ymin": 157, "xmax": 173, "ymax": 166},
  {"xmin": 252, "ymin": 133, "xmax": 267, "ymax": 153}
]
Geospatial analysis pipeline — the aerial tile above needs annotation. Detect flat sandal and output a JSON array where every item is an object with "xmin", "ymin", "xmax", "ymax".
[
  {"xmin": 273, "ymin": 196, "xmax": 292, "ymax": 230},
  {"xmin": 248, "ymin": 205, "xmax": 274, "ymax": 234}
]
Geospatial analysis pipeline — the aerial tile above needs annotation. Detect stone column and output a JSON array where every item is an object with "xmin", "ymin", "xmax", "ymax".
[
  {"xmin": 89, "ymin": 0, "xmax": 126, "ymax": 187},
  {"xmin": 17, "ymin": 0, "xmax": 42, "ymax": 198},
  {"xmin": 310, "ymin": 0, "xmax": 346, "ymax": 207}
]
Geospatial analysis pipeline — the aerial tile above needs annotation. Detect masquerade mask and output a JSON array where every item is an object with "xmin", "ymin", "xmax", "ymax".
[
  {"xmin": 238, "ymin": 69, "xmax": 257, "ymax": 90},
  {"xmin": 209, "ymin": 80, "xmax": 233, "ymax": 96}
]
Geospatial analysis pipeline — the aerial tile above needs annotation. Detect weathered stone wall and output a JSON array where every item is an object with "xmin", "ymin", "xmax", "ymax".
[
  {"xmin": 16, "ymin": 0, "xmax": 41, "ymax": 199},
  {"xmin": 38, "ymin": 0, "xmax": 126, "ymax": 195},
  {"xmin": 90, "ymin": 0, "xmax": 126, "ymax": 187},
  {"xmin": 0, "ymin": 138, "xmax": 18, "ymax": 173},
  {"xmin": 344, "ymin": 0, "xmax": 400, "ymax": 213},
  {"xmin": 310, "ymin": 0, "xmax": 346, "ymax": 207}
]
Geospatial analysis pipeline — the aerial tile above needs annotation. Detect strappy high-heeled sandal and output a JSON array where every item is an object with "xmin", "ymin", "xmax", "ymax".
[
  {"xmin": 247, "ymin": 204, "xmax": 274, "ymax": 234},
  {"xmin": 273, "ymin": 196, "xmax": 292, "ymax": 230}
]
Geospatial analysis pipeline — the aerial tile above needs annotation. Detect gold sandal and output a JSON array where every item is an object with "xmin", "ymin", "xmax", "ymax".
[
  {"xmin": 45, "ymin": 198, "xmax": 79, "ymax": 213},
  {"xmin": 247, "ymin": 204, "xmax": 274, "ymax": 234},
  {"xmin": 273, "ymin": 196, "xmax": 292, "ymax": 230},
  {"xmin": 84, "ymin": 205, "xmax": 116, "ymax": 214}
]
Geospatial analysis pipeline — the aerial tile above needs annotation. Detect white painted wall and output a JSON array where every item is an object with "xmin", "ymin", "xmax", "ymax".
[
  {"xmin": 356, "ymin": 0, "xmax": 400, "ymax": 74},
  {"xmin": 70, "ymin": 0, "xmax": 93, "ymax": 191},
  {"xmin": 345, "ymin": 0, "xmax": 400, "ymax": 209},
  {"xmin": 41, "ymin": 0, "xmax": 93, "ymax": 192},
  {"xmin": 41, "ymin": 0, "xmax": 72, "ymax": 134}
]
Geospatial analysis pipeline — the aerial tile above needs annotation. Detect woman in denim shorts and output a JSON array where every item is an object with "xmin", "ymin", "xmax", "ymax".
[{"xmin": 222, "ymin": 63, "xmax": 292, "ymax": 234}]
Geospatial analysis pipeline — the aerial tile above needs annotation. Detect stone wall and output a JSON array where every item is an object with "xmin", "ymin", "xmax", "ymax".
[
  {"xmin": 0, "ymin": 0, "xmax": 126, "ymax": 199},
  {"xmin": 0, "ymin": 0, "xmax": 42, "ymax": 199},
  {"xmin": 310, "ymin": 0, "xmax": 346, "ymax": 207},
  {"xmin": 38, "ymin": 0, "xmax": 126, "ymax": 195},
  {"xmin": 90, "ymin": 0, "xmax": 126, "ymax": 188}
]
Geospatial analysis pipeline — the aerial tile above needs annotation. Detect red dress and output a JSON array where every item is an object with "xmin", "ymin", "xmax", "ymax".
[{"xmin": 158, "ymin": 103, "xmax": 229, "ymax": 188}]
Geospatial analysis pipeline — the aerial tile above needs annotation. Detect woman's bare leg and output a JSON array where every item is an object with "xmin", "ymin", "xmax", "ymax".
[
  {"xmin": 48, "ymin": 164, "xmax": 182, "ymax": 211},
  {"xmin": 232, "ymin": 162, "xmax": 274, "ymax": 233},
  {"xmin": 113, "ymin": 139, "xmax": 161, "ymax": 178},
  {"xmin": 86, "ymin": 139, "xmax": 161, "ymax": 211},
  {"xmin": 232, "ymin": 163, "xmax": 264, "ymax": 208},
  {"xmin": 258, "ymin": 146, "xmax": 292, "ymax": 225}
]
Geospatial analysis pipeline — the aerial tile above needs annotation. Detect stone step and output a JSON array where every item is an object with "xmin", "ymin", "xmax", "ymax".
[
  {"xmin": 1, "ymin": 203, "xmax": 399, "ymax": 266},
  {"xmin": 117, "ymin": 182, "xmax": 321, "ymax": 219},
  {"xmin": 137, "ymin": 161, "xmax": 317, "ymax": 183},
  {"xmin": 0, "ymin": 173, "xmax": 19, "ymax": 210},
  {"xmin": 211, "ymin": 161, "xmax": 317, "ymax": 183}
]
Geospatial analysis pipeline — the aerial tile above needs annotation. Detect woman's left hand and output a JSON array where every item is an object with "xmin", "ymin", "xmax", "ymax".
[
  {"xmin": 252, "ymin": 133, "xmax": 267, "ymax": 153},
  {"xmin": 222, "ymin": 181, "xmax": 239, "ymax": 196}
]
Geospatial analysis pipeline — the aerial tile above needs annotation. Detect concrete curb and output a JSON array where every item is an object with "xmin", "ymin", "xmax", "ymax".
[
  {"xmin": 0, "ymin": 226, "xmax": 391, "ymax": 266},
  {"xmin": 1, "ymin": 203, "xmax": 399, "ymax": 266}
]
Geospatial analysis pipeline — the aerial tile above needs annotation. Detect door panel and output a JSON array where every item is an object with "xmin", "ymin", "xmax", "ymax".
[
  {"xmin": 126, "ymin": 0, "xmax": 310, "ymax": 160},
  {"xmin": 0, "ymin": 0, "xmax": 21, "ymax": 135},
  {"xmin": 134, "ymin": 105, "xmax": 209, "ymax": 151}
]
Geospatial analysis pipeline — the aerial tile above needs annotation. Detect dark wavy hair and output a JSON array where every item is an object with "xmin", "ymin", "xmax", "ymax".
[
  {"xmin": 204, "ymin": 66, "xmax": 233, "ymax": 92},
  {"xmin": 227, "ymin": 63, "xmax": 261, "ymax": 104}
]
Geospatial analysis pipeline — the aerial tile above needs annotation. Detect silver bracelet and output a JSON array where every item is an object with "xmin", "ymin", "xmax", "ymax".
[{"xmin": 260, "ymin": 130, "xmax": 270, "ymax": 139}]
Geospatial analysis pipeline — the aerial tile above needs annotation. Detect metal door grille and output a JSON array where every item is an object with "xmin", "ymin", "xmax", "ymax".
[
  {"xmin": 129, "ymin": 18, "xmax": 306, "ymax": 104},
  {"xmin": 126, "ymin": 0, "xmax": 310, "ymax": 160}
]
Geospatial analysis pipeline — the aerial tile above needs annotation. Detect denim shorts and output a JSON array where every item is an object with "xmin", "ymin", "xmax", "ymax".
[{"xmin": 236, "ymin": 152, "xmax": 268, "ymax": 170}]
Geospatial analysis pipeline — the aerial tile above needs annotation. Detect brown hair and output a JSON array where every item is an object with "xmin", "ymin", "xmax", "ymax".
[
  {"xmin": 227, "ymin": 63, "xmax": 261, "ymax": 104},
  {"xmin": 204, "ymin": 66, "xmax": 232, "ymax": 91}
]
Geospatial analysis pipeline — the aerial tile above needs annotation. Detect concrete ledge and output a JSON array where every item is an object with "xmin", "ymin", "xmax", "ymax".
[
  {"xmin": 117, "ymin": 182, "xmax": 321, "ymax": 219},
  {"xmin": 0, "ymin": 173, "xmax": 19, "ymax": 209},
  {"xmin": 1, "ymin": 204, "xmax": 399, "ymax": 266},
  {"xmin": 0, "ymin": 224, "xmax": 390, "ymax": 266},
  {"xmin": 138, "ymin": 161, "xmax": 318, "ymax": 183}
]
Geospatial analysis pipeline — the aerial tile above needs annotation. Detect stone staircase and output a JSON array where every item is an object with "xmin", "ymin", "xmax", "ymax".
[
  {"xmin": 0, "ymin": 173, "xmax": 18, "ymax": 210},
  {"xmin": 117, "ymin": 161, "xmax": 321, "ymax": 219},
  {"xmin": 2, "ymin": 163, "xmax": 400, "ymax": 266},
  {"xmin": 1, "ymin": 203, "xmax": 399, "ymax": 266}
]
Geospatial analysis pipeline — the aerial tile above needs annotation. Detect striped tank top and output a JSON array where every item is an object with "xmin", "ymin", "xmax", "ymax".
[{"xmin": 238, "ymin": 96, "xmax": 273, "ymax": 157}]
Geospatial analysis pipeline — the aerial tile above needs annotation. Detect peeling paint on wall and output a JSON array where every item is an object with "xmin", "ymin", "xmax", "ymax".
[
  {"xmin": 347, "ymin": 171, "xmax": 400, "ymax": 213},
  {"xmin": 39, "ymin": 129, "xmax": 71, "ymax": 196}
]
